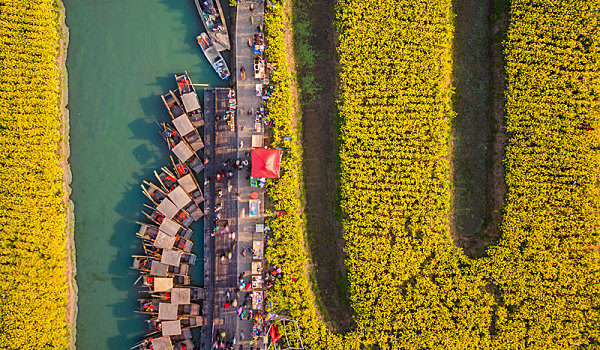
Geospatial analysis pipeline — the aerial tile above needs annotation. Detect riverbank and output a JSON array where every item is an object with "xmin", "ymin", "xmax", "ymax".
[{"xmin": 56, "ymin": 0, "xmax": 77, "ymax": 348}]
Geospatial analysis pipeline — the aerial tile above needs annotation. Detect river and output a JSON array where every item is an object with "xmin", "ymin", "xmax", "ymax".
[{"xmin": 65, "ymin": 0, "xmax": 229, "ymax": 348}]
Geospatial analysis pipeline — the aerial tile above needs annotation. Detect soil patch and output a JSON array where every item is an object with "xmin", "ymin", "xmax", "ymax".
[
  {"xmin": 450, "ymin": 0, "xmax": 508, "ymax": 257},
  {"xmin": 291, "ymin": 0, "xmax": 355, "ymax": 332}
]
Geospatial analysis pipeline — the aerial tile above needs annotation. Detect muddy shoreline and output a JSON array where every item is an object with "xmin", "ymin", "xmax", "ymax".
[{"xmin": 57, "ymin": 0, "xmax": 77, "ymax": 348}]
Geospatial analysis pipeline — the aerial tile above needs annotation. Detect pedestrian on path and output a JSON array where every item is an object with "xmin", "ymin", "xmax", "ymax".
[{"xmin": 239, "ymin": 140, "xmax": 244, "ymax": 149}]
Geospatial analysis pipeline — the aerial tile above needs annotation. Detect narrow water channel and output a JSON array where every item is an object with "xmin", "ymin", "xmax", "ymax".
[{"xmin": 65, "ymin": 1, "xmax": 228, "ymax": 348}]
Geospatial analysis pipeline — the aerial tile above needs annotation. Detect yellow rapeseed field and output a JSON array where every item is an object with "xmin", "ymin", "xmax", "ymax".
[
  {"xmin": 0, "ymin": 1, "xmax": 68, "ymax": 348},
  {"xmin": 265, "ymin": 0, "xmax": 600, "ymax": 349}
]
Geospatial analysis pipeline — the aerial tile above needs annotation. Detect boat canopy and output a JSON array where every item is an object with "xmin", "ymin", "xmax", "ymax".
[
  {"xmin": 151, "ymin": 337, "xmax": 172, "ymax": 350},
  {"xmin": 158, "ymin": 303, "xmax": 178, "ymax": 320},
  {"xmin": 155, "ymin": 231, "xmax": 176, "ymax": 250},
  {"xmin": 181, "ymin": 92, "xmax": 201, "ymax": 113},
  {"xmin": 154, "ymin": 277, "xmax": 173, "ymax": 292},
  {"xmin": 162, "ymin": 250, "xmax": 182, "ymax": 267},
  {"xmin": 156, "ymin": 198, "xmax": 179, "ymax": 219},
  {"xmin": 162, "ymin": 320, "xmax": 182, "ymax": 337},
  {"xmin": 159, "ymin": 218, "xmax": 180, "ymax": 237},
  {"xmin": 178, "ymin": 174, "xmax": 197, "ymax": 193},
  {"xmin": 173, "ymin": 115, "xmax": 195, "ymax": 136},
  {"xmin": 168, "ymin": 186, "xmax": 192, "ymax": 210},
  {"xmin": 171, "ymin": 288, "xmax": 191, "ymax": 305},
  {"xmin": 172, "ymin": 142, "xmax": 194, "ymax": 162},
  {"xmin": 150, "ymin": 261, "xmax": 169, "ymax": 277}
]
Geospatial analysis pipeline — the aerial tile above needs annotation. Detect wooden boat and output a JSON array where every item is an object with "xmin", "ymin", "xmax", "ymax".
[
  {"xmin": 151, "ymin": 287, "xmax": 205, "ymax": 302},
  {"xmin": 131, "ymin": 333, "xmax": 194, "ymax": 350},
  {"xmin": 174, "ymin": 73, "xmax": 203, "ymax": 121},
  {"xmin": 141, "ymin": 181, "xmax": 169, "ymax": 204},
  {"xmin": 194, "ymin": 0, "xmax": 230, "ymax": 52},
  {"xmin": 131, "ymin": 256, "xmax": 190, "ymax": 277},
  {"xmin": 157, "ymin": 166, "xmax": 204, "ymax": 206},
  {"xmin": 135, "ymin": 222, "xmax": 194, "ymax": 253},
  {"xmin": 173, "ymin": 341, "xmax": 194, "ymax": 350},
  {"xmin": 162, "ymin": 89, "xmax": 204, "ymax": 128},
  {"xmin": 142, "ymin": 242, "xmax": 197, "ymax": 265},
  {"xmin": 142, "ymin": 201, "xmax": 193, "ymax": 228},
  {"xmin": 166, "ymin": 137, "xmax": 205, "ymax": 174},
  {"xmin": 145, "ymin": 316, "xmax": 204, "ymax": 335},
  {"xmin": 143, "ymin": 179, "xmax": 203, "ymax": 222},
  {"xmin": 137, "ymin": 300, "xmax": 201, "ymax": 318},
  {"xmin": 139, "ymin": 210, "xmax": 194, "ymax": 253},
  {"xmin": 137, "ymin": 220, "xmax": 193, "ymax": 241},
  {"xmin": 139, "ymin": 275, "xmax": 191, "ymax": 292},
  {"xmin": 170, "ymin": 160, "xmax": 191, "ymax": 178},
  {"xmin": 196, "ymin": 32, "xmax": 230, "ymax": 80},
  {"xmin": 161, "ymin": 91, "xmax": 205, "ymax": 150},
  {"xmin": 170, "ymin": 114, "xmax": 204, "ymax": 152},
  {"xmin": 166, "ymin": 186, "xmax": 203, "ymax": 221},
  {"xmin": 155, "ymin": 167, "xmax": 180, "ymax": 191},
  {"xmin": 159, "ymin": 122, "xmax": 184, "ymax": 147},
  {"xmin": 160, "ymin": 90, "xmax": 186, "ymax": 120}
]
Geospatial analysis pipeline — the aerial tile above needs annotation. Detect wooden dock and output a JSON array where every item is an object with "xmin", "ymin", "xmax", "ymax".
[
  {"xmin": 199, "ymin": 0, "xmax": 271, "ymax": 348},
  {"xmin": 202, "ymin": 88, "xmax": 241, "ymax": 349},
  {"xmin": 201, "ymin": 89, "xmax": 216, "ymax": 349}
]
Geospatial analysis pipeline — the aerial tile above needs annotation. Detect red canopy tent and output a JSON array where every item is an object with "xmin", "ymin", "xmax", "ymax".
[{"xmin": 251, "ymin": 148, "xmax": 281, "ymax": 178}]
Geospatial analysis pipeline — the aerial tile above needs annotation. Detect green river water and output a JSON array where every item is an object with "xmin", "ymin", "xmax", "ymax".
[{"xmin": 65, "ymin": 1, "xmax": 229, "ymax": 348}]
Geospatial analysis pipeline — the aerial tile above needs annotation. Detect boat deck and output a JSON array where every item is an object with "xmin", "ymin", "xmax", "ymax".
[
  {"xmin": 194, "ymin": 0, "xmax": 231, "ymax": 52},
  {"xmin": 211, "ymin": 32, "xmax": 230, "ymax": 53}
]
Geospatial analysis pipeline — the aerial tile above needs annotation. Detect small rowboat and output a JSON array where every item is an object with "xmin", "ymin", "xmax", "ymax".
[{"xmin": 197, "ymin": 32, "xmax": 230, "ymax": 80}]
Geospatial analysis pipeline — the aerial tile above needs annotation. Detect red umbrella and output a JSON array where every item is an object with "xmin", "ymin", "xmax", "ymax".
[
  {"xmin": 250, "ymin": 192, "xmax": 259, "ymax": 199},
  {"xmin": 251, "ymin": 148, "xmax": 281, "ymax": 178}
]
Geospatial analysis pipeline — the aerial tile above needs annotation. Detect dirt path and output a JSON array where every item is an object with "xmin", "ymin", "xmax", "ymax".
[
  {"xmin": 57, "ymin": 1, "xmax": 76, "ymax": 348},
  {"xmin": 290, "ymin": 0, "xmax": 355, "ymax": 333},
  {"xmin": 450, "ymin": 0, "xmax": 508, "ymax": 257}
]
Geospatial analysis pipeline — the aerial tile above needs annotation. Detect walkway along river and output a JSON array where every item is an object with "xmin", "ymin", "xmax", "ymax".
[{"xmin": 65, "ymin": 1, "xmax": 228, "ymax": 348}]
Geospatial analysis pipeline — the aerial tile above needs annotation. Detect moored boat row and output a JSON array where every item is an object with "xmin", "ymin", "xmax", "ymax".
[{"xmin": 131, "ymin": 73, "xmax": 209, "ymax": 350}]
